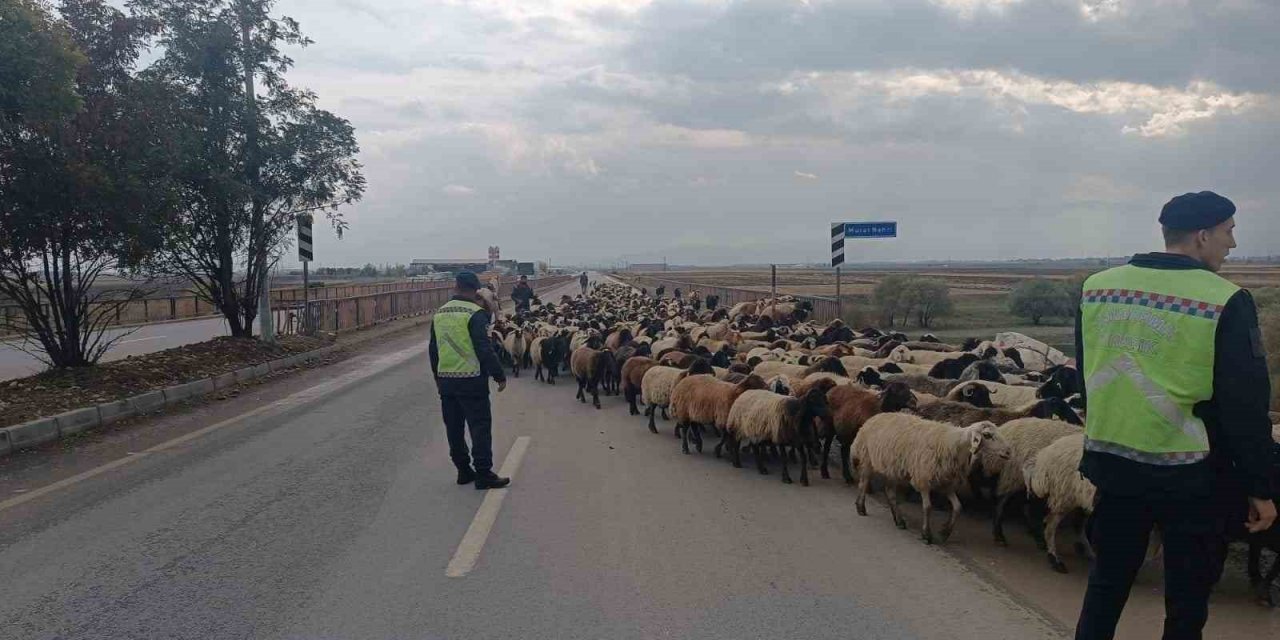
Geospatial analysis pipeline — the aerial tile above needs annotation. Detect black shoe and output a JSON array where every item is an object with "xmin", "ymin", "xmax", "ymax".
[
  {"xmin": 456, "ymin": 468, "xmax": 476, "ymax": 485},
  {"xmin": 474, "ymin": 473, "xmax": 510, "ymax": 490}
]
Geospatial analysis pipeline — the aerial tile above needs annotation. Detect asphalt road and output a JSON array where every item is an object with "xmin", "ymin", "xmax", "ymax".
[{"xmin": 0, "ymin": 316, "xmax": 232, "ymax": 381}]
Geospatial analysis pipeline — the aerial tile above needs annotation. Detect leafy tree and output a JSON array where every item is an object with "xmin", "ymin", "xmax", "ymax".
[
  {"xmin": 359, "ymin": 263, "xmax": 377, "ymax": 278},
  {"xmin": 872, "ymin": 274, "xmax": 912, "ymax": 327},
  {"xmin": 0, "ymin": 0, "xmax": 179, "ymax": 367},
  {"xmin": 1009, "ymin": 277, "xmax": 1073, "ymax": 325},
  {"xmin": 137, "ymin": 0, "xmax": 365, "ymax": 338},
  {"xmin": 904, "ymin": 279, "xmax": 953, "ymax": 328}
]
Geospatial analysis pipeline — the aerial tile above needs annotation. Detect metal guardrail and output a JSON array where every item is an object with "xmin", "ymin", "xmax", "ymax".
[
  {"xmin": 276, "ymin": 275, "xmax": 575, "ymax": 335},
  {"xmin": 615, "ymin": 273, "xmax": 847, "ymax": 325}
]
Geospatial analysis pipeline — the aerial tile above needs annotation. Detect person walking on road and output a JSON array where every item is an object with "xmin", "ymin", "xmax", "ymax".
[
  {"xmin": 1074, "ymin": 191, "xmax": 1276, "ymax": 640},
  {"xmin": 429, "ymin": 271, "xmax": 511, "ymax": 490},
  {"xmin": 579, "ymin": 272, "xmax": 589, "ymax": 296},
  {"xmin": 511, "ymin": 275, "xmax": 534, "ymax": 313}
]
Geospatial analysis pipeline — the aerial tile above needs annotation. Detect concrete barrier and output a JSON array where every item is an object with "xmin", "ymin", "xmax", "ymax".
[
  {"xmin": 248, "ymin": 363, "xmax": 271, "ymax": 379},
  {"xmin": 163, "ymin": 379, "xmax": 215, "ymax": 403},
  {"xmin": 97, "ymin": 400, "xmax": 132, "ymax": 425},
  {"xmin": 7, "ymin": 418, "xmax": 59, "ymax": 449},
  {"xmin": 128, "ymin": 390, "xmax": 166, "ymax": 414},
  {"xmin": 54, "ymin": 407, "xmax": 101, "ymax": 436},
  {"xmin": 212, "ymin": 371, "xmax": 240, "ymax": 390}
]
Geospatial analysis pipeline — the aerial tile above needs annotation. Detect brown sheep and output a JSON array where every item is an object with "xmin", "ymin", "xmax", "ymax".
[
  {"xmin": 570, "ymin": 346, "xmax": 611, "ymax": 409},
  {"xmin": 820, "ymin": 381, "xmax": 918, "ymax": 483},
  {"xmin": 621, "ymin": 356, "xmax": 657, "ymax": 415},
  {"xmin": 671, "ymin": 374, "xmax": 768, "ymax": 454}
]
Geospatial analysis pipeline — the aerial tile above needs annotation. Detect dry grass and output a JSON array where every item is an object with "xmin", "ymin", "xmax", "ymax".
[{"xmin": 1262, "ymin": 311, "xmax": 1280, "ymax": 411}]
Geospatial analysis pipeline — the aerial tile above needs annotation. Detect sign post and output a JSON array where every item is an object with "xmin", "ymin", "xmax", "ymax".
[
  {"xmin": 298, "ymin": 214, "xmax": 313, "ymax": 334},
  {"xmin": 831, "ymin": 220, "xmax": 897, "ymax": 324}
]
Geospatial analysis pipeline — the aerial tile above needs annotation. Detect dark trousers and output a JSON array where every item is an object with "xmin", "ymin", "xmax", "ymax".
[
  {"xmin": 440, "ymin": 393, "xmax": 494, "ymax": 473},
  {"xmin": 1075, "ymin": 491, "xmax": 1226, "ymax": 640}
]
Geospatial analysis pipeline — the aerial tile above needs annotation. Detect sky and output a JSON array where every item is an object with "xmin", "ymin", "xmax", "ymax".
[{"xmin": 273, "ymin": 0, "xmax": 1280, "ymax": 268}]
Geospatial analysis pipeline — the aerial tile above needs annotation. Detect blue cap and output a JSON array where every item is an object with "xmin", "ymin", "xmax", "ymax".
[
  {"xmin": 1159, "ymin": 191, "xmax": 1235, "ymax": 230},
  {"xmin": 455, "ymin": 271, "xmax": 481, "ymax": 290}
]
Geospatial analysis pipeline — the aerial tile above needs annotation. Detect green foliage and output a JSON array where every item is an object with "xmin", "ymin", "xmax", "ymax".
[
  {"xmin": 1009, "ymin": 278, "xmax": 1074, "ymax": 325},
  {"xmin": 359, "ymin": 263, "xmax": 377, "ymax": 278},
  {"xmin": 0, "ymin": 0, "xmax": 179, "ymax": 367},
  {"xmin": 1252, "ymin": 287, "xmax": 1280, "ymax": 311},
  {"xmin": 1261, "ymin": 311, "xmax": 1279, "ymax": 411},
  {"xmin": 136, "ymin": 0, "xmax": 365, "ymax": 337},
  {"xmin": 872, "ymin": 275, "xmax": 954, "ymax": 328}
]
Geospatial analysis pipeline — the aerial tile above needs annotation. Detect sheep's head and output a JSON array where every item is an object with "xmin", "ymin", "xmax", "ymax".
[
  {"xmin": 950, "ymin": 381, "xmax": 995, "ymax": 408},
  {"xmin": 856, "ymin": 366, "xmax": 884, "ymax": 388},
  {"xmin": 1032, "ymin": 398, "xmax": 1084, "ymax": 425},
  {"xmin": 966, "ymin": 421, "xmax": 1010, "ymax": 469},
  {"xmin": 766, "ymin": 375, "xmax": 792, "ymax": 395},
  {"xmin": 878, "ymin": 362, "xmax": 903, "ymax": 374},
  {"xmin": 738, "ymin": 374, "xmax": 768, "ymax": 392},
  {"xmin": 686, "ymin": 357, "xmax": 714, "ymax": 376},
  {"xmin": 879, "ymin": 381, "xmax": 917, "ymax": 412},
  {"xmin": 888, "ymin": 345, "xmax": 911, "ymax": 363}
]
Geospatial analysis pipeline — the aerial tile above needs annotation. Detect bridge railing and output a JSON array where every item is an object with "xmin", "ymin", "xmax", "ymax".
[{"xmin": 613, "ymin": 273, "xmax": 846, "ymax": 325}]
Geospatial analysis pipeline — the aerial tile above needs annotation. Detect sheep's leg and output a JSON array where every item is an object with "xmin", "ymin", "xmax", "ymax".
[
  {"xmin": 753, "ymin": 444, "xmax": 769, "ymax": 475},
  {"xmin": 1025, "ymin": 497, "xmax": 1048, "ymax": 550},
  {"xmin": 797, "ymin": 444, "xmax": 810, "ymax": 487},
  {"xmin": 885, "ymin": 484, "xmax": 906, "ymax": 529},
  {"xmin": 919, "ymin": 489, "xmax": 934, "ymax": 545},
  {"xmin": 714, "ymin": 429, "xmax": 726, "ymax": 458},
  {"xmin": 1044, "ymin": 511, "xmax": 1068, "ymax": 573},
  {"xmin": 808, "ymin": 441, "xmax": 820, "ymax": 469},
  {"xmin": 819, "ymin": 433, "xmax": 834, "ymax": 480},
  {"xmin": 576, "ymin": 378, "xmax": 585, "ymax": 403},
  {"xmin": 692, "ymin": 424, "xmax": 704, "ymax": 453},
  {"xmin": 840, "ymin": 440, "xmax": 855, "ymax": 485},
  {"xmin": 779, "ymin": 443, "xmax": 793, "ymax": 484},
  {"xmin": 993, "ymin": 493, "xmax": 1013, "ymax": 547},
  {"xmin": 626, "ymin": 388, "xmax": 639, "ymax": 415},
  {"xmin": 661, "ymin": 407, "xmax": 669, "ymax": 421},
  {"xmin": 938, "ymin": 492, "xmax": 962, "ymax": 543},
  {"xmin": 646, "ymin": 405, "xmax": 658, "ymax": 434},
  {"xmin": 679, "ymin": 421, "xmax": 691, "ymax": 455},
  {"xmin": 535, "ymin": 364, "xmax": 543, "ymax": 381},
  {"xmin": 591, "ymin": 384, "xmax": 600, "ymax": 410},
  {"xmin": 1073, "ymin": 514, "xmax": 1095, "ymax": 560},
  {"xmin": 729, "ymin": 434, "xmax": 743, "ymax": 469},
  {"xmin": 855, "ymin": 471, "xmax": 871, "ymax": 517}
]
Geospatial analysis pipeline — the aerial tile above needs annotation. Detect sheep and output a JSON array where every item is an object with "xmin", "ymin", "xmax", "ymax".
[
  {"xmin": 915, "ymin": 384, "xmax": 1082, "ymax": 428},
  {"xmin": 853, "ymin": 415, "xmax": 1010, "ymax": 544},
  {"xmin": 1026, "ymin": 432, "xmax": 1096, "ymax": 573},
  {"xmin": 927, "ymin": 353, "xmax": 981, "ymax": 379},
  {"xmin": 883, "ymin": 373, "xmax": 955, "ymax": 398},
  {"xmin": 503, "ymin": 328, "xmax": 530, "ymax": 378},
  {"xmin": 970, "ymin": 380, "xmax": 1043, "ymax": 409},
  {"xmin": 570, "ymin": 346, "xmax": 612, "ymax": 409},
  {"xmin": 985, "ymin": 418, "xmax": 1084, "ymax": 548},
  {"xmin": 957, "ymin": 360, "xmax": 1003, "ymax": 383},
  {"xmin": 671, "ymin": 373, "xmax": 768, "ymax": 455},
  {"xmin": 723, "ymin": 382, "xmax": 834, "ymax": 485},
  {"xmin": 621, "ymin": 356, "xmax": 657, "ymax": 415},
  {"xmin": 640, "ymin": 360, "xmax": 713, "ymax": 433},
  {"xmin": 790, "ymin": 371, "xmax": 855, "ymax": 398},
  {"xmin": 532, "ymin": 332, "xmax": 570, "ymax": 384},
  {"xmin": 820, "ymin": 381, "xmax": 918, "ymax": 484}
]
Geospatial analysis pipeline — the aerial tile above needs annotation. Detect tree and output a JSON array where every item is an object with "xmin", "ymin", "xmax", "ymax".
[
  {"xmin": 0, "ymin": 0, "xmax": 179, "ymax": 367},
  {"xmin": 137, "ymin": 0, "xmax": 364, "ymax": 338},
  {"xmin": 904, "ymin": 279, "xmax": 953, "ymax": 328},
  {"xmin": 872, "ymin": 274, "xmax": 912, "ymax": 327},
  {"xmin": 359, "ymin": 263, "xmax": 377, "ymax": 277},
  {"xmin": 1009, "ymin": 278, "xmax": 1072, "ymax": 325}
]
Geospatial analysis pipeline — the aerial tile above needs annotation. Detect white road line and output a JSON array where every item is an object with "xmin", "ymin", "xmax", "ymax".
[
  {"xmin": 0, "ymin": 345, "xmax": 427, "ymax": 513},
  {"xmin": 445, "ymin": 436, "xmax": 531, "ymax": 578}
]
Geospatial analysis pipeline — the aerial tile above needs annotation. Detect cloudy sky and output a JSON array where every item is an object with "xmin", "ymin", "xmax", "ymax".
[{"xmin": 275, "ymin": 0, "xmax": 1280, "ymax": 267}]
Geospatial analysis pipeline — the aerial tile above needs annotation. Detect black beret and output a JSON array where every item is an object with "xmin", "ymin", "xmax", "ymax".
[
  {"xmin": 455, "ymin": 271, "xmax": 481, "ymax": 290},
  {"xmin": 1158, "ymin": 191, "xmax": 1235, "ymax": 230}
]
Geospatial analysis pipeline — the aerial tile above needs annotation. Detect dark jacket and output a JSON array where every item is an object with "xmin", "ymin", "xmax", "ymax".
[
  {"xmin": 511, "ymin": 283, "xmax": 534, "ymax": 305},
  {"xmin": 429, "ymin": 295, "xmax": 507, "ymax": 395},
  {"xmin": 1076, "ymin": 253, "xmax": 1276, "ymax": 501}
]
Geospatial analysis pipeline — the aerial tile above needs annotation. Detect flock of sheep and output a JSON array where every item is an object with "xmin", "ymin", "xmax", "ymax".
[{"xmin": 487, "ymin": 279, "xmax": 1280, "ymax": 605}]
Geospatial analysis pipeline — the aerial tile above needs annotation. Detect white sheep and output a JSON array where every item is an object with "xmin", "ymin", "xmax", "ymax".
[
  {"xmin": 972, "ymin": 380, "xmax": 1041, "ymax": 409},
  {"xmin": 1025, "ymin": 432, "xmax": 1096, "ymax": 573},
  {"xmin": 640, "ymin": 365, "xmax": 690, "ymax": 433},
  {"xmin": 853, "ymin": 414, "xmax": 1010, "ymax": 544},
  {"xmin": 724, "ymin": 382, "xmax": 834, "ymax": 485},
  {"xmin": 986, "ymin": 418, "xmax": 1083, "ymax": 548}
]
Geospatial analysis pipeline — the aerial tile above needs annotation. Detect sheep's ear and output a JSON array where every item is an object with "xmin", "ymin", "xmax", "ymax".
[{"xmin": 969, "ymin": 429, "xmax": 984, "ymax": 455}]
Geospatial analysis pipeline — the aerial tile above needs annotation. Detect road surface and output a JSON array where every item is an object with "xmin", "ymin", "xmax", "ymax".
[{"xmin": 0, "ymin": 276, "xmax": 1271, "ymax": 638}]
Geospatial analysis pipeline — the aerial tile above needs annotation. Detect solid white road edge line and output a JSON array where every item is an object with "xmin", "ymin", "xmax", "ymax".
[
  {"xmin": 116, "ymin": 336, "xmax": 166, "ymax": 345},
  {"xmin": 0, "ymin": 344, "xmax": 427, "ymax": 513},
  {"xmin": 445, "ymin": 435, "xmax": 531, "ymax": 578}
]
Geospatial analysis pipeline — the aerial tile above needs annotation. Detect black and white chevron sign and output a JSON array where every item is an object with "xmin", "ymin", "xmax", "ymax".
[
  {"xmin": 297, "ymin": 214, "xmax": 313, "ymax": 262},
  {"xmin": 830, "ymin": 223, "xmax": 845, "ymax": 267}
]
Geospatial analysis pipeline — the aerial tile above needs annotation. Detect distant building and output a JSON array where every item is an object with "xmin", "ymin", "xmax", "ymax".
[{"xmin": 409, "ymin": 258, "xmax": 488, "ymax": 275}]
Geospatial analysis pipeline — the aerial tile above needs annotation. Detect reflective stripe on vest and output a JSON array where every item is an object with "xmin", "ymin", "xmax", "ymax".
[
  {"xmin": 434, "ymin": 300, "xmax": 482, "ymax": 378},
  {"xmin": 1080, "ymin": 264, "xmax": 1238, "ymax": 466}
]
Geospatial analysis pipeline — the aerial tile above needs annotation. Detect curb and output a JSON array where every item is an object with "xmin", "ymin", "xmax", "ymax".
[{"xmin": 0, "ymin": 342, "xmax": 342, "ymax": 458}]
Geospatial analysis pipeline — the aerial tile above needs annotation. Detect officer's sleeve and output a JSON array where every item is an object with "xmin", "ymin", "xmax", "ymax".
[
  {"xmin": 469, "ymin": 311, "xmax": 507, "ymax": 384},
  {"xmin": 1211, "ymin": 289, "xmax": 1275, "ymax": 499},
  {"xmin": 1074, "ymin": 307, "xmax": 1086, "ymax": 409},
  {"xmin": 429, "ymin": 324, "xmax": 440, "ymax": 378}
]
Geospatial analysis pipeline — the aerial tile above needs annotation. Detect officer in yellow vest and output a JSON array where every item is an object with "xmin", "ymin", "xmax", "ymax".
[
  {"xmin": 1074, "ymin": 192, "xmax": 1275, "ymax": 639},
  {"xmin": 429, "ymin": 271, "xmax": 510, "ymax": 490}
]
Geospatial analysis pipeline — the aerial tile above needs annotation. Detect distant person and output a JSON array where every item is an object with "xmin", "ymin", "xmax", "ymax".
[
  {"xmin": 579, "ymin": 272, "xmax": 589, "ymax": 296},
  {"xmin": 673, "ymin": 287, "xmax": 682, "ymax": 300},
  {"xmin": 655, "ymin": 285, "xmax": 665, "ymax": 299},
  {"xmin": 429, "ymin": 271, "xmax": 510, "ymax": 490},
  {"xmin": 705, "ymin": 293, "xmax": 719, "ymax": 310},
  {"xmin": 1073, "ymin": 191, "xmax": 1275, "ymax": 639},
  {"xmin": 690, "ymin": 290, "xmax": 702, "ymax": 311},
  {"xmin": 641, "ymin": 287, "xmax": 648, "ymax": 297},
  {"xmin": 511, "ymin": 275, "xmax": 534, "ymax": 312}
]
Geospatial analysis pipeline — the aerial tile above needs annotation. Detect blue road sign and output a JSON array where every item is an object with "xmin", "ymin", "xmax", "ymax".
[{"xmin": 844, "ymin": 221, "xmax": 897, "ymax": 239}]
